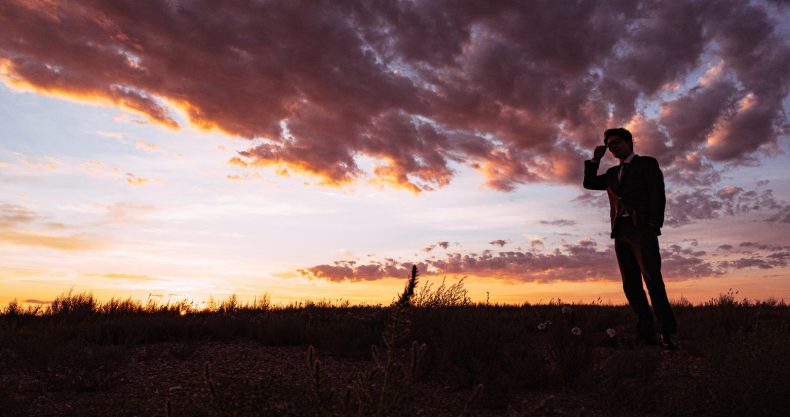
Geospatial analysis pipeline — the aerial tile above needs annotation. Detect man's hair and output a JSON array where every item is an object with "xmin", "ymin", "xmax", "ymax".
[{"xmin": 603, "ymin": 127, "xmax": 633, "ymax": 145}]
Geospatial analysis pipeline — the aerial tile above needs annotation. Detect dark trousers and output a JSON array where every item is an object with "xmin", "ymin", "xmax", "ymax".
[{"xmin": 614, "ymin": 218, "xmax": 677, "ymax": 337}]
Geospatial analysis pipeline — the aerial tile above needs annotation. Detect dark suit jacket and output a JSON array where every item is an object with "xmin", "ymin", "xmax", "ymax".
[{"xmin": 583, "ymin": 155, "xmax": 666, "ymax": 238}]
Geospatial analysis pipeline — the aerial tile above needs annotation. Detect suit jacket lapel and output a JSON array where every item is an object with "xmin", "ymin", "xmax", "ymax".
[{"xmin": 618, "ymin": 155, "xmax": 639, "ymax": 191}]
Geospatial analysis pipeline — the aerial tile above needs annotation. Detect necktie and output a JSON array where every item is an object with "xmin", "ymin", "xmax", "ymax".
[
  {"xmin": 617, "ymin": 162, "xmax": 629, "ymax": 217},
  {"xmin": 618, "ymin": 162, "xmax": 628, "ymax": 184}
]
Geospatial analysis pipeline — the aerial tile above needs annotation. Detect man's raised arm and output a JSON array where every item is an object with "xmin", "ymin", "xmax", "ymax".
[{"xmin": 583, "ymin": 145, "xmax": 608, "ymax": 190}]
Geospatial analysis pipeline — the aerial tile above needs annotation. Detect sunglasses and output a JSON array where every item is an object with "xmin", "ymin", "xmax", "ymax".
[{"xmin": 605, "ymin": 137, "xmax": 625, "ymax": 149}]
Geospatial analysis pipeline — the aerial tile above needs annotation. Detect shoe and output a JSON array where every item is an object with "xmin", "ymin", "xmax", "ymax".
[{"xmin": 659, "ymin": 334, "xmax": 678, "ymax": 351}]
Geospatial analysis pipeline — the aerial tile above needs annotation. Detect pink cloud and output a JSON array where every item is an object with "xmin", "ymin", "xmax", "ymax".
[
  {"xmin": 665, "ymin": 185, "xmax": 784, "ymax": 226},
  {"xmin": 0, "ymin": 1, "xmax": 787, "ymax": 192},
  {"xmin": 297, "ymin": 239, "xmax": 740, "ymax": 283},
  {"xmin": 0, "ymin": 203, "xmax": 38, "ymax": 227}
]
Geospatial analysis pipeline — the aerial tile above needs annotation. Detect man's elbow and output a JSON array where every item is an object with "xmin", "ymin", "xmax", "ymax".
[{"xmin": 583, "ymin": 179, "xmax": 604, "ymax": 190}]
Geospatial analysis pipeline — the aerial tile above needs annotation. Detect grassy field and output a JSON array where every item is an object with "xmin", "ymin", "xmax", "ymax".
[{"xmin": 1, "ymin": 272, "xmax": 788, "ymax": 416}]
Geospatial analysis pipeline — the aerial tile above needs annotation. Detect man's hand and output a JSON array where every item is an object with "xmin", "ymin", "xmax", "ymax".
[
  {"xmin": 640, "ymin": 223, "xmax": 660, "ymax": 236},
  {"xmin": 591, "ymin": 145, "xmax": 606, "ymax": 162}
]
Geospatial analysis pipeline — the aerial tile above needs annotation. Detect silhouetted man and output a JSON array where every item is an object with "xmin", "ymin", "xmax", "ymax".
[{"xmin": 583, "ymin": 127, "xmax": 677, "ymax": 349}]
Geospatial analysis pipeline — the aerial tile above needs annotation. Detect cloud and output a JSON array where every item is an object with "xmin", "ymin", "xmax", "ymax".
[
  {"xmin": 717, "ymin": 242, "xmax": 790, "ymax": 270},
  {"xmin": 766, "ymin": 204, "xmax": 790, "ymax": 223},
  {"xmin": 15, "ymin": 155, "xmax": 60, "ymax": 172},
  {"xmin": 225, "ymin": 172, "xmax": 262, "ymax": 182},
  {"xmin": 297, "ymin": 239, "xmax": 725, "ymax": 283},
  {"xmin": 663, "ymin": 244, "xmax": 722, "ymax": 277},
  {"xmin": 79, "ymin": 160, "xmax": 122, "ymax": 177},
  {"xmin": 102, "ymin": 202, "xmax": 158, "ymax": 222},
  {"xmin": 23, "ymin": 299, "xmax": 50, "ymax": 305},
  {"xmin": 135, "ymin": 140, "xmax": 165, "ymax": 154},
  {"xmin": 112, "ymin": 112, "xmax": 149, "ymax": 125},
  {"xmin": 1, "ymin": 0, "xmax": 786, "ymax": 192},
  {"xmin": 0, "ymin": 230, "xmax": 104, "ymax": 251},
  {"xmin": 539, "ymin": 219, "xmax": 577, "ymax": 227},
  {"xmin": 90, "ymin": 273, "xmax": 153, "ymax": 281},
  {"xmin": 0, "ymin": 203, "xmax": 38, "ymax": 227},
  {"xmin": 665, "ymin": 185, "xmax": 785, "ymax": 226},
  {"xmin": 95, "ymin": 130, "xmax": 125, "ymax": 141},
  {"xmin": 0, "ymin": 202, "xmax": 113, "ymax": 251},
  {"xmin": 422, "ymin": 241, "xmax": 452, "ymax": 252},
  {"xmin": 125, "ymin": 173, "xmax": 159, "ymax": 186},
  {"xmin": 489, "ymin": 239, "xmax": 507, "ymax": 247}
]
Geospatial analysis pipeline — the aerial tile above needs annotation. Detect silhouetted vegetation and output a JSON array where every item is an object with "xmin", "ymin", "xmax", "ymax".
[{"xmin": 0, "ymin": 282, "xmax": 788, "ymax": 416}]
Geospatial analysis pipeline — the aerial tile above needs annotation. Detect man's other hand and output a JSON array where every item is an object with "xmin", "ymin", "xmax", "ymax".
[
  {"xmin": 640, "ymin": 223, "xmax": 660, "ymax": 236},
  {"xmin": 592, "ymin": 145, "xmax": 606, "ymax": 162}
]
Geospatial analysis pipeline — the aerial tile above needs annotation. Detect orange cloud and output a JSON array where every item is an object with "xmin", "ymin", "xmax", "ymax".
[
  {"xmin": 0, "ymin": 203, "xmax": 38, "ymax": 227},
  {"xmin": 0, "ymin": 56, "xmax": 178, "ymax": 129},
  {"xmin": 135, "ymin": 140, "xmax": 165, "ymax": 154},
  {"xmin": 104, "ymin": 202, "xmax": 159, "ymax": 222},
  {"xmin": 79, "ymin": 160, "xmax": 122, "ymax": 177},
  {"xmin": 16, "ymin": 155, "xmax": 59, "ymax": 172},
  {"xmin": 225, "ymin": 172, "xmax": 261, "ymax": 181},
  {"xmin": 90, "ymin": 273, "xmax": 153, "ymax": 281},
  {"xmin": 0, "ymin": 230, "xmax": 104, "ymax": 251},
  {"xmin": 125, "ymin": 173, "xmax": 159, "ymax": 186}
]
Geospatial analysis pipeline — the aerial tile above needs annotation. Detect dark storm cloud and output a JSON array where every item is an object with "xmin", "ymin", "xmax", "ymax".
[{"xmin": 1, "ymin": 0, "xmax": 787, "ymax": 191}]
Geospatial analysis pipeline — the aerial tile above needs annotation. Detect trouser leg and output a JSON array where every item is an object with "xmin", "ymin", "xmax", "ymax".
[
  {"xmin": 614, "ymin": 229, "xmax": 655, "ymax": 338},
  {"xmin": 632, "ymin": 232, "xmax": 677, "ymax": 335}
]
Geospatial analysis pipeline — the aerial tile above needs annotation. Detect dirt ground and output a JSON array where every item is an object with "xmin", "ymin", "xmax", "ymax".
[{"xmin": 1, "ymin": 340, "xmax": 698, "ymax": 417}]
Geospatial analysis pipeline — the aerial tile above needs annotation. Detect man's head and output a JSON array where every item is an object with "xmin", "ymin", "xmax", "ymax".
[{"xmin": 603, "ymin": 127, "xmax": 634, "ymax": 160}]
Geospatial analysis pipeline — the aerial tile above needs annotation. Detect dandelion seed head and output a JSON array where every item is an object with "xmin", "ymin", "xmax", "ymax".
[
  {"xmin": 571, "ymin": 326, "xmax": 582, "ymax": 336},
  {"xmin": 606, "ymin": 328, "xmax": 616, "ymax": 338},
  {"xmin": 537, "ymin": 322, "xmax": 547, "ymax": 331},
  {"xmin": 561, "ymin": 306, "xmax": 573, "ymax": 315}
]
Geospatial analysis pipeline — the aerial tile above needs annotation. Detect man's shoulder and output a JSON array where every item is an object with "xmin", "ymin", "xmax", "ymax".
[{"xmin": 634, "ymin": 155, "xmax": 660, "ymax": 167}]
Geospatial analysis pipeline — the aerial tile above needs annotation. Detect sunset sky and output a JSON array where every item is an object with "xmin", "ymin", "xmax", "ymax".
[{"xmin": 1, "ymin": 0, "xmax": 789, "ymax": 307}]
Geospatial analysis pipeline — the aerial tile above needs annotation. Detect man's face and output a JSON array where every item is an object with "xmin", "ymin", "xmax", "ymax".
[{"xmin": 605, "ymin": 135, "xmax": 633, "ymax": 159}]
